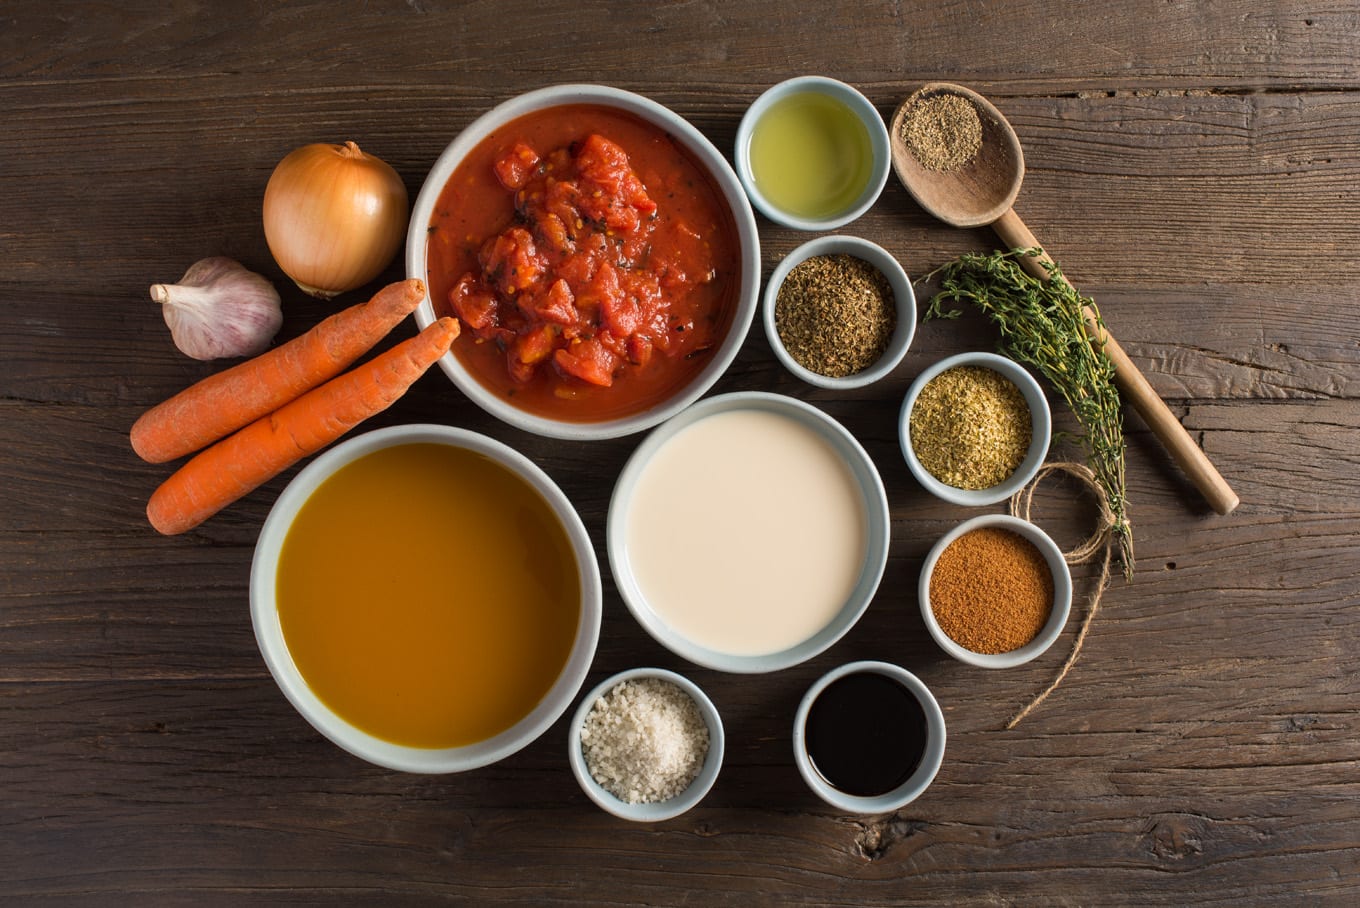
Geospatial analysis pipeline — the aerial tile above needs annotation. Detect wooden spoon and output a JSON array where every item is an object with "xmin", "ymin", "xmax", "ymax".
[{"xmin": 891, "ymin": 82, "xmax": 1239, "ymax": 515}]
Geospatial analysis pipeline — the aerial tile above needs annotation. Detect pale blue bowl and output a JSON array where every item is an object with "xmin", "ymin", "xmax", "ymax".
[
  {"xmin": 734, "ymin": 75, "xmax": 891, "ymax": 231},
  {"xmin": 900, "ymin": 351, "xmax": 1052, "ymax": 506},
  {"xmin": 568, "ymin": 668, "xmax": 725, "ymax": 822}
]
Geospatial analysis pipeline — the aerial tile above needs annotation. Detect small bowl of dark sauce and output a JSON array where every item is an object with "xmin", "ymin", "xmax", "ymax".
[{"xmin": 793, "ymin": 660, "xmax": 946, "ymax": 813}]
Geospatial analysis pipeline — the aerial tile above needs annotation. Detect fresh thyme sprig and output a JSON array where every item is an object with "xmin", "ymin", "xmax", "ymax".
[{"xmin": 924, "ymin": 248, "xmax": 1134, "ymax": 578}]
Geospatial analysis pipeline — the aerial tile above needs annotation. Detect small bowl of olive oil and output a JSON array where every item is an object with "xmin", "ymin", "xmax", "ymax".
[{"xmin": 735, "ymin": 76, "xmax": 891, "ymax": 231}]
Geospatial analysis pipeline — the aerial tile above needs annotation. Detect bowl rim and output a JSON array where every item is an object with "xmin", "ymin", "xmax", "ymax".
[
  {"xmin": 792, "ymin": 660, "xmax": 946, "ymax": 813},
  {"xmin": 567, "ymin": 667, "xmax": 725, "ymax": 822},
  {"xmin": 406, "ymin": 82, "xmax": 761, "ymax": 441},
  {"xmin": 761, "ymin": 234, "xmax": 917, "ymax": 389},
  {"xmin": 917, "ymin": 513, "xmax": 1074, "ymax": 668},
  {"xmin": 734, "ymin": 75, "xmax": 891, "ymax": 231},
  {"xmin": 248, "ymin": 423, "xmax": 602, "ymax": 773},
  {"xmin": 899, "ymin": 350, "xmax": 1052, "ymax": 505},
  {"xmin": 606, "ymin": 391, "xmax": 891, "ymax": 674}
]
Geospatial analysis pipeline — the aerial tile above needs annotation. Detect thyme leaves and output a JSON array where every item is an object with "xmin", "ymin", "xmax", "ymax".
[{"xmin": 924, "ymin": 248, "xmax": 1134, "ymax": 577}]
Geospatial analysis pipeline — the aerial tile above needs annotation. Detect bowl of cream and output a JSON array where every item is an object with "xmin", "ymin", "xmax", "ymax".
[{"xmin": 607, "ymin": 391, "xmax": 891, "ymax": 673}]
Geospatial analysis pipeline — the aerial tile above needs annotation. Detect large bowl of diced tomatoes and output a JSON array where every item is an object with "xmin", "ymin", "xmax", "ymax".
[{"xmin": 408, "ymin": 84, "xmax": 761, "ymax": 440}]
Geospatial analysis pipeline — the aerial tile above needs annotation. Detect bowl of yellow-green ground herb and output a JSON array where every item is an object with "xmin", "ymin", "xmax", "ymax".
[
  {"xmin": 899, "ymin": 351, "xmax": 1051, "ymax": 506},
  {"xmin": 763, "ymin": 235, "xmax": 916, "ymax": 390}
]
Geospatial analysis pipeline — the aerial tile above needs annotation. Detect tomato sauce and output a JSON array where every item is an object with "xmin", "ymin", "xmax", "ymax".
[{"xmin": 425, "ymin": 105, "xmax": 741, "ymax": 422}]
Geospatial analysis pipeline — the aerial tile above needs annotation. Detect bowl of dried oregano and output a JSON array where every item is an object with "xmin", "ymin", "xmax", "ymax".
[
  {"xmin": 899, "ymin": 350, "xmax": 1051, "ymax": 506},
  {"xmin": 762, "ymin": 235, "xmax": 916, "ymax": 390}
]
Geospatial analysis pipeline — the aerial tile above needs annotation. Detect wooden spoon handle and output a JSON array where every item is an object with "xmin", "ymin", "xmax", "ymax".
[{"xmin": 991, "ymin": 207, "xmax": 1240, "ymax": 515}]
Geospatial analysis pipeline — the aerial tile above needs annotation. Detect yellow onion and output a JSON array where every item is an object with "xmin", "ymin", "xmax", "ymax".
[{"xmin": 262, "ymin": 141, "xmax": 409, "ymax": 300}]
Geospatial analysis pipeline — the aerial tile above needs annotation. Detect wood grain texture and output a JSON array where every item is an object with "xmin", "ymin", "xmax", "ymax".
[{"xmin": 2, "ymin": 1, "xmax": 1358, "ymax": 904}]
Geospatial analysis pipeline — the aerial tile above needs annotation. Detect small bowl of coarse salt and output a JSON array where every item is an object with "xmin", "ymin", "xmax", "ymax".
[
  {"xmin": 762, "ymin": 235, "xmax": 916, "ymax": 390},
  {"xmin": 567, "ymin": 667, "xmax": 724, "ymax": 822}
]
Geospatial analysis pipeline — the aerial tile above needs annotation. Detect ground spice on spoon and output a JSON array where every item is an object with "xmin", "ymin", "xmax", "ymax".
[{"xmin": 900, "ymin": 90, "xmax": 983, "ymax": 172}]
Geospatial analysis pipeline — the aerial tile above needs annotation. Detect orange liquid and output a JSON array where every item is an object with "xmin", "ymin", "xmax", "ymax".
[{"xmin": 275, "ymin": 443, "xmax": 581, "ymax": 749}]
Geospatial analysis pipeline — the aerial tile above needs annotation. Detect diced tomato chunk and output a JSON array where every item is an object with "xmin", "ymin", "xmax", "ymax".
[
  {"xmin": 555, "ymin": 251, "xmax": 596, "ymax": 288},
  {"xmin": 626, "ymin": 334, "xmax": 653, "ymax": 367},
  {"xmin": 543, "ymin": 179, "xmax": 582, "ymax": 228},
  {"xmin": 601, "ymin": 293, "xmax": 640, "ymax": 337},
  {"xmin": 576, "ymin": 135, "xmax": 657, "ymax": 213},
  {"xmin": 448, "ymin": 275, "xmax": 498, "ymax": 330},
  {"xmin": 535, "ymin": 279, "xmax": 578, "ymax": 325},
  {"xmin": 507, "ymin": 356, "xmax": 536, "ymax": 384},
  {"xmin": 554, "ymin": 338, "xmax": 616, "ymax": 387},
  {"xmin": 493, "ymin": 142, "xmax": 540, "ymax": 190},
  {"xmin": 575, "ymin": 134, "xmax": 657, "ymax": 232},
  {"xmin": 511, "ymin": 325, "xmax": 557, "ymax": 368},
  {"xmin": 481, "ymin": 227, "xmax": 544, "ymax": 295},
  {"xmin": 592, "ymin": 263, "xmax": 642, "ymax": 337},
  {"xmin": 535, "ymin": 213, "xmax": 574, "ymax": 256}
]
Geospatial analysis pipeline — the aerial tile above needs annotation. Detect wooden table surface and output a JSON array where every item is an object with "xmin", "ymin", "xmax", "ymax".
[{"xmin": 4, "ymin": 2, "xmax": 1358, "ymax": 904}]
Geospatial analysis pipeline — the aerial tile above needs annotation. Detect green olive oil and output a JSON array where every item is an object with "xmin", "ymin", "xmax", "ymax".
[{"xmin": 749, "ymin": 91, "xmax": 874, "ymax": 221}]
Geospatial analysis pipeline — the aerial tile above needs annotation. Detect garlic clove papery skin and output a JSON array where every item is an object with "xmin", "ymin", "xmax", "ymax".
[{"xmin": 152, "ymin": 257, "xmax": 283, "ymax": 361}]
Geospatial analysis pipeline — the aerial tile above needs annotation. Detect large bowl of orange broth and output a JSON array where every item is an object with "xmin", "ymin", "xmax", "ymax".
[
  {"xmin": 407, "ymin": 83, "xmax": 761, "ymax": 441},
  {"xmin": 250, "ymin": 424, "xmax": 601, "ymax": 773}
]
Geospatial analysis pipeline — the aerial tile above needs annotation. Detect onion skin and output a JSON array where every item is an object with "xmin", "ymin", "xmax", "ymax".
[{"xmin": 263, "ymin": 141, "xmax": 409, "ymax": 300}]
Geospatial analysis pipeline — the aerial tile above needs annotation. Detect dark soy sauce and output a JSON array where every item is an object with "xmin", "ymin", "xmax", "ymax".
[{"xmin": 804, "ymin": 671, "xmax": 929, "ymax": 797}]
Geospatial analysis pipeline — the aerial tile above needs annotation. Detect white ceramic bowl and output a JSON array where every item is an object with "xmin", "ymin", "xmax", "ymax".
[
  {"xmin": 406, "ymin": 83, "xmax": 761, "ymax": 441},
  {"xmin": 567, "ymin": 668, "xmax": 725, "ymax": 822},
  {"xmin": 249, "ymin": 424, "xmax": 602, "ymax": 773},
  {"xmin": 899, "ymin": 351, "xmax": 1052, "ymax": 506},
  {"xmin": 793, "ymin": 661, "xmax": 946, "ymax": 814},
  {"xmin": 734, "ymin": 76, "xmax": 891, "ymax": 231},
  {"xmin": 918, "ymin": 514, "xmax": 1073, "ymax": 668},
  {"xmin": 762, "ymin": 234, "xmax": 916, "ymax": 389},
  {"xmin": 607, "ymin": 391, "xmax": 890, "ymax": 674}
]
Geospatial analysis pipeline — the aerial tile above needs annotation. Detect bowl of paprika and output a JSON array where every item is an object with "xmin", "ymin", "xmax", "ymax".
[{"xmin": 918, "ymin": 514, "xmax": 1072, "ymax": 668}]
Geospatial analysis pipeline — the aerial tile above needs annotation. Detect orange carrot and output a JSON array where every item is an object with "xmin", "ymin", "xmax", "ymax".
[
  {"xmin": 131, "ymin": 278, "xmax": 427, "ymax": 464},
  {"xmin": 146, "ymin": 317, "xmax": 460, "ymax": 536}
]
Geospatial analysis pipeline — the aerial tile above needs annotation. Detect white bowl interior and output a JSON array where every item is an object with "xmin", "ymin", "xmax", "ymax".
[
  {"xmin": 406, "ymin": 84, "xmax": 760, "ymax": 441},
  {"xmin": 918, "ymin": 514, "xmax": 1074, "ymax": 668},
  {"xmin": 734, "ymin": 75, "xmax": 891, "ymax": 231},
  {"xmin": 899, "ymin": 351, "xmax": 1052, "ymax": 506},
  {"xmin": 607, "ymin": 391, "xmax": 890, "ymax": 674},
  {"xmin": 762, "ymin": 234, "xmax": 917, "ymax": 390},
  {"xmin": 567, "ymin": 668, "xmax": 725, "ymax": 822},
  {"xmin": 249, "ymin": 424, "xmax": 602, "ymax": 773},
  {"xmin": 792, "ymin": 661, "xmax": 946, "ymax": 813}
]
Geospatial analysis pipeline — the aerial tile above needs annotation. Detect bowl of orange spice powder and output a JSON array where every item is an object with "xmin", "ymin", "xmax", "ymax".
[{"xmin": 919, "ymin": 514, "xmax": 1072, "ymax": 668}]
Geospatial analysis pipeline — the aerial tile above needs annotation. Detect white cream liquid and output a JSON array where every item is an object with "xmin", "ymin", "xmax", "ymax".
[{"xmin": 624, "ymin": 408, "xmax": 868, "ymax": 657}]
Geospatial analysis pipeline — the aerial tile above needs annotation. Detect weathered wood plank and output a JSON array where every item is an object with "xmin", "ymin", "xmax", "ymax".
[
  {"xmin": 2, "ymin": 670, "xmax": 1356, "ymax": 904},
  {"xmin": 4, "ymin": 1, "xmax": 1358, "ymax": 92}
]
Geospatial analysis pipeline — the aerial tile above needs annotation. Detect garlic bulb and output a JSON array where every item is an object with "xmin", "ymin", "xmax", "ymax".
[{"xmin": 151, "ymin": 257, "xmax": 283, "ymax": 360}]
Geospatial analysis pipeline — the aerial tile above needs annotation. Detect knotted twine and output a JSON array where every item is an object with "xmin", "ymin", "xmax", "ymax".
[{"xmin": 1004, "ymin": 461, "xmax": 1117, "ymax": 729}]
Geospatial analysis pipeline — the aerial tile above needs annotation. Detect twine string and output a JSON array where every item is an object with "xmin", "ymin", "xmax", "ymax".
[{"xmin": 1005, "ymin": 462, "xmax": 1117, "ymax": 729}]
